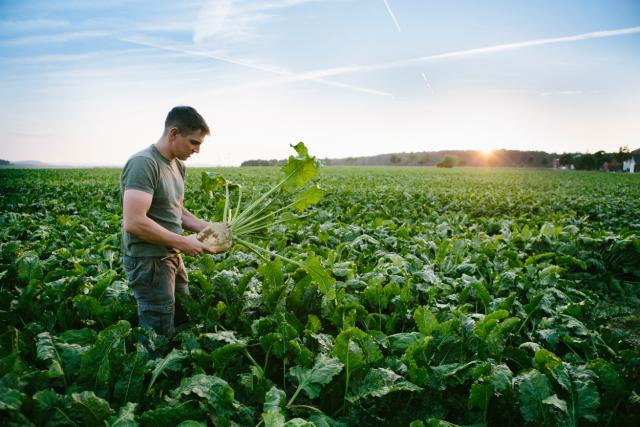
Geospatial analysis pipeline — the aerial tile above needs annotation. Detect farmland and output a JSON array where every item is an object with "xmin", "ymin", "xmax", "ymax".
[{"xmin": 1, "ymin": 166, "xmax": 639, "ymax": 426}]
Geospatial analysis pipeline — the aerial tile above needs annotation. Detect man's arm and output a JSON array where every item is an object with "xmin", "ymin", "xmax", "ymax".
[
  {"xmin": 181, "ymin": 206, "xmax": 233, "ymax": 252},
  {"xmin": 181, "ymin": 206, "xmax": 209, "ymax": 233},
  {"xmin": 123, "ymin": 189, "xmax": 214, "ymax": 256}
]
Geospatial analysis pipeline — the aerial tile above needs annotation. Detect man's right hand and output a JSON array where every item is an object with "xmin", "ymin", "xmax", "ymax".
[{"xmin": 179, "ymin": 234, "xmax": 216, "ymax": 256}]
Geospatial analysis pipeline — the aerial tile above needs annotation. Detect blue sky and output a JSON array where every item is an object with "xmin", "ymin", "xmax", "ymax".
[{"xmin": 1, "ymin": 0, "xmax": 639, "ymax": 165}]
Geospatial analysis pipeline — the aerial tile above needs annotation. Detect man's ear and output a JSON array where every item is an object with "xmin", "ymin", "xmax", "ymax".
[{"xmin": 168, "ymin": 127, "xmax": 180, "ymax": 140}]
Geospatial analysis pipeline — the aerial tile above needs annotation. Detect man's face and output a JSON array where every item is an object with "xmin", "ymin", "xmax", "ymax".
[{"xmin": 170, "ymin": 128, "xmax": 207, "ymax": 161}]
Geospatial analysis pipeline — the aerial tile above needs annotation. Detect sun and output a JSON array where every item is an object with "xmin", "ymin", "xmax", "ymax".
[{"xmin": 481, "ymin": 148, "xmax": 493, "ymax": 156}]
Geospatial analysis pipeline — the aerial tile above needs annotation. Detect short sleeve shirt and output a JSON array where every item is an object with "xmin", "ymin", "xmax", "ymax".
[{"xmin": 120, "ymin": 145, "xmax": 186, "ymax": 256}]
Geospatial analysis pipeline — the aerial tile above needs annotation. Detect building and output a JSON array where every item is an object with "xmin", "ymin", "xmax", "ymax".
[{"xmin": 622, "ymin": 148, "xmax": 640, "ymax": 173}]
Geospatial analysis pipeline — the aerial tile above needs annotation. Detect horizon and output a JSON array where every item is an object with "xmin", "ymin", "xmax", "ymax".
[
  {"xmin": 6, "ymin": 146, "xmax": 633, "ymax": 169},
  {"xmin": 1, "ymin": 1, "xmax": 639, "ymax": 166}
]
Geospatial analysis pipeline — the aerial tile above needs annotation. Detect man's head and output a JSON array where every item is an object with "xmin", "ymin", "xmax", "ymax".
[
  {"xmin": 164, "ymin": 106, "xmax": 210, "ymax": 137},
  {"xmin": 163, "ymin": 106, "xmax": 210, "ymax": 161}
]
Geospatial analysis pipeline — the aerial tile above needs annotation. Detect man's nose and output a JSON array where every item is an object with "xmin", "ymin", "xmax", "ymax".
[{"xmin": 193, "ymin": 145, "xmax": 200, "ymax": 153}]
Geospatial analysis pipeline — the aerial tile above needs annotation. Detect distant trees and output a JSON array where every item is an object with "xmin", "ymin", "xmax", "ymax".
[
  {"xmin": 437, "ymin": 156, "xmax": 456, "ymax": 168},
  {"xmin": 559, "ymin": 153, "xmax": 573, "ymax": 166},
  {"xmin": 417, "ymin": 153, "xmax": 431, "ymax": 166},
  {"xmin": 240, "ymin": 159, "xmax": 284, "ymax": 166},
  {"xmin": 0, "ymin": 159, "xmax": 10, "ymax": 166},
  {"xmin": 247, "ymin": 147, "xmax": 634, "ymax": 170}
]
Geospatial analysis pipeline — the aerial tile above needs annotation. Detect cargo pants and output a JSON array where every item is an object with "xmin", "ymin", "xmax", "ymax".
[{"xmin": 123, "ymin": 254, "xmax": 189, "ymax": 339}]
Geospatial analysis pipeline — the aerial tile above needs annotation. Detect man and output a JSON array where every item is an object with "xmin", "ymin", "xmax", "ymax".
[{"xmin": 120, "ymin": 106, "xmax": 230, "ymax": 343}]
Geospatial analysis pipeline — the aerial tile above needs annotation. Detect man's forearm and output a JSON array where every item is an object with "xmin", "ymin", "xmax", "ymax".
[
  {"xmin": 182, "ymin": 208, "xmax": 208, "ymax": 233},
  {"xmin": 125, "ymin": 215, "xmax": 188, "ymax": 250}
]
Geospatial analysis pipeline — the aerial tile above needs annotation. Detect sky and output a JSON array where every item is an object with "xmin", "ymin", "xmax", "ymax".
[{"xmin": 0, "ymin": 0, "xmax": 639, "ymax": 166}]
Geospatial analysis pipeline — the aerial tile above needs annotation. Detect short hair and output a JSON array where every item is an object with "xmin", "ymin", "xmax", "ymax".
[{"xmin": 164, "ymin": 106, "xmax": 210, "ymax": 136}]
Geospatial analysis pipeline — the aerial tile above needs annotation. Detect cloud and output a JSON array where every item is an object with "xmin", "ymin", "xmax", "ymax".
[
  {"xmin": 120, "ymin": 36, "xmax": 392, "ymax": 96},
  {"xmin": 0, "ymin": 30, "xmax": 110, "ymax": 46},
  {"xmin": 540, "ymin": 90, "xmax": 583, "ymax": 97},
  {"xmin": 192, "ymin": 0, "xmax": 325, "ymax": 44},
  {"xmin": 124, "ymin": 25, "xmax": 639, "ymax": 98},
  {"xmin": 0, "ymin": 19, "xmax": 70, "ymax": 31},
  {"xmin": 313, "ymin": 26, "xmax": 640, "ymax": 77},
  {"xmin": 4, "ymin": 48, "xmax": 150, "ymax": 64},
  {"xmin": 223, "ymin": 26, "xmax": 640, "ymax": 86}
]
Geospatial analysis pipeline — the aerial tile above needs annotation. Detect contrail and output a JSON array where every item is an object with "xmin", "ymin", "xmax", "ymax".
[
  {"xmin": 121, "ymin": 26, "xmax": 639, "ymax": 97},
  {"xmin": 119, "ymin": 36, "xmax": 393, "ymax": 97},
  {"xmin": 318, "ymin": 26, "xmax": 640, "ymax": 77},
  {"xmin": 223, "ymin": 26, "xmax": 640, "ymax": 92},
  {"xmin": 382, "ymin": 0, "xmax": 401, "ymax": 32},
  {"xmin": 421, "ymin": 72, "xmax": 434, "ymax": 94}
]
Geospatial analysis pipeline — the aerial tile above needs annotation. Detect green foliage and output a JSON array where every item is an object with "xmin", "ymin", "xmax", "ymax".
[
  {"xmin": 289, "ymin": 353, "xmax": 343, "ymax": 400},
  {"xmin": 1, "ymin": 166, "xmax": 639, "ymax": 426}
]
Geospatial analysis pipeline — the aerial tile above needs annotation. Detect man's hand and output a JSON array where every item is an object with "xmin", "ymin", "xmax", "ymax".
[
  {"xmin": 179, "ymin": 234, "xmax": 217, "ymax": 256},
  {"xmin": 197, "ymin": 222, "xmax": 233, "ymax": 253}
]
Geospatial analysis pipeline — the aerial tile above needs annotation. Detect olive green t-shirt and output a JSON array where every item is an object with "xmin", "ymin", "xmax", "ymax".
[{"xmin": 120, "ymin": 145, "xmax": 186, "ymax": 256}]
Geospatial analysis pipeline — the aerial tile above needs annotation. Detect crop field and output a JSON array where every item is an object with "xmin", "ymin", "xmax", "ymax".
[{"xmin": 1, "ymin": 166, "xmax": 639, "ymax": 426}]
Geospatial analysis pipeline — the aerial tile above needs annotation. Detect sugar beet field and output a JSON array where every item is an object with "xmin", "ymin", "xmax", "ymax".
[{"xmin": 1, "ymin": 166, "xmax": 639, "ymax": 427}]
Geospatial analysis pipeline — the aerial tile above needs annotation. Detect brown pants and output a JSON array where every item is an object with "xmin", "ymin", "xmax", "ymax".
[{"xmin": 123, "ymin": 254, "xmax": 189, "ymax": 338}]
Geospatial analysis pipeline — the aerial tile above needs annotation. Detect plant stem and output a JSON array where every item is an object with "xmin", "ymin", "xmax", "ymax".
[
  {"xmin": 231, "ymin": 171, "xmax": 295, "ymax": 226},
  {"xmin": 286, "ymin": 404, "xmax": 321, "ymax": 413},
  {"xmin": 233, "ymin": 200, "xmax": 297, "ymax": 232},
  {"xmin": 234, "ymin": 186, "xmax": 243, "ymax": 219},
  {"xmin": 242, "ymin": 348, "xmax": 264, "ymax": 377},
  {"xmin": 234, "ymin": 217, "xmax": 300, "ymax": 237},
  {"xmin": 235, "ymin": 237, "xmax": 304, "ymax": 268},
  {"xmin": 287, "ymin": 386, "xmax": 303, "ymax": 408}
]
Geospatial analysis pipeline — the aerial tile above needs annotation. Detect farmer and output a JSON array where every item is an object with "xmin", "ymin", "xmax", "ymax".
[{"xmin": 120, "ymin": 106, "xmax": 231, "ymax": 346}]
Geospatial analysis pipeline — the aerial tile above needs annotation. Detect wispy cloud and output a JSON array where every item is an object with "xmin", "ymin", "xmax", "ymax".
[
  {"xmin": 382, "ymin": 0, "xmax": 401, "ymax": 32},
  {"xmin": 123, "ymin": 26, "xmax": 639, "ymax": 97},
  {"xmin": 315, "ymin": 26, "xmax": 640, "ymax": 77},
  {"xmin": 237, "ymin": 26, "xmax": 640, "ymax": 84},
  {"xmin": 0, "ymin": 30, "xmax": 110, "ymax": 46},
  {"xmin": 4, "ymin": 48, "xmax": 151, "ymax": 64},
  {"xmin": 193, "ymin": 0, "xmax": 325, "ymax": 44},
  {"xmin": 120, "ymin": 36, "xmax": 392, "ymax": 97},
  {"xmin": 0, "ymin": 19, "xmax": 70, "ymax": 31},
  {"xmin": 540, "ymin": 90, "xmax": 583, "ymax": 97}
]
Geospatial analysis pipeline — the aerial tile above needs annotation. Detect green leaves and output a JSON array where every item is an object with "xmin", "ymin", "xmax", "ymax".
[
  {"xmin": 262, "ymin": 386, "xmax": 287, "ymax": 427},
  {"xmin": 171, "ymin": 374, "xmax": 237, "ymax": 419},
  {"xmin": 292, "ymin": 184, "xmax": 324, "ymax": 212},
  {"xmin": 260, "ymin": 259, "xmax": 287, "ymax": 312},
  {"xmin": 0, "ymin": 387, "xmax": 22, "ymax": 411},
  {"xmin": 33, "ymin": 389, "xmax": 114, "ymax": 426},
  {"xmin": 347, "ymin": 368, "xmax": 422, "ymax": 402},
  {"xmin": 281, "ymin": 142, "xmax": 320, "ymax": 191},
  {"xmin": 517, "ymin": 370, "xmax": 554, "ymax": 423},
  {"xmin": 36, "ymin": 332, "xmax": 65, "ymax": 380},
  {"xmin": 106, "ymin": 402, "xmax": 138, "ymax": 427},
  {"xmin": 414, "ymin": 306, "xmax": 439, "ymax": 335},
  {"xmin": 114, "ymin": 344, "xmax": 148, "ymax": 405},
  {"xmin": 304, "ymin": 256, "xmax": 335, "ymax": 297},
  {"xmin": 333, "ymin": 327, "xmax": 382, "ymax": 373},
  {"xmin": 17, "ymin": 253, "xmax": 43, "ymax": 282},
  {"xmin": 79, "ymin": 320, "xmax": 131, "ymax": 397},
  {"xmin": 550, "ymin": 364, "xmax": 600, "ymax": 425},
  {"xmin": 289, "ymin": 354, "xmax": 343, "ymax": 400},
  {"xmin": 2, "ymin": 165, "xmax": 639, "ymax": 427},
  {"xmin": 147, "ymin": 349, "xmax": 188, "ymax": 393}
]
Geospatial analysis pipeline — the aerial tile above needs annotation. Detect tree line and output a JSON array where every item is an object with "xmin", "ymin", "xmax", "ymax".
[{"xmin": 241, "ymin": 147, "xmax": 636, "ymax": 170}]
